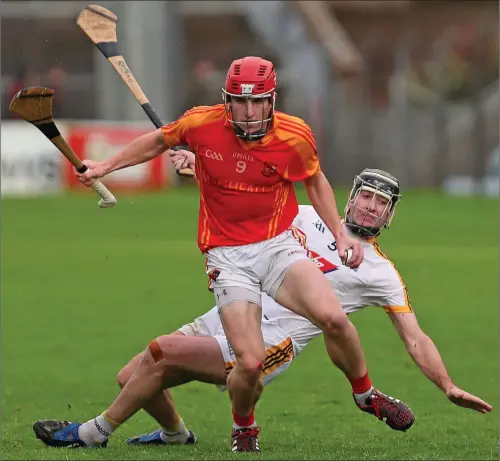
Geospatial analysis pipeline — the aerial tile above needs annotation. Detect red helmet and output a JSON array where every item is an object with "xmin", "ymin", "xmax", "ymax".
[{"xmin": 222, "ymin": 56, "xmax": 277, "ymax": 140}]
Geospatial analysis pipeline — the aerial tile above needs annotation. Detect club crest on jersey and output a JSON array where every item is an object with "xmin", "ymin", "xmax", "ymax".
[
  {"xmin": 262, "ymin": 162, "xmax": 278, "ymax": 177},
  {"xmin": 240, "ymin": 84, "xmax": 255, "ymax": 96}
]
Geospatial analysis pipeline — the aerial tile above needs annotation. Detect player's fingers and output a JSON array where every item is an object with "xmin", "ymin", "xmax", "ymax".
[
  {"xmin": 170, "ymin": 154, "xmax": 184, "ymax": 165},
  {"xmin": 349, "ymin": 256, "xmax": 361, "ymax": 269},
  {"xmin": 338, "ymin": 247, "xmax": 346, "ymax": 265},
  {"xmin": 471, "ymin": 396, "xmax": 492, "ymax": 412},
  {"xmin": 450, "ymin": 392, "xmax": 492, "ymax": 412},
  {"xmin": 170, "ymin": 150, "xmax": 189, "ymax": 159},
  {"xmin": 172, "ymin": 159, "xmax": 185, "ymax": 169},
  {"xmin": 78, "ymin": 177, "xmax": 94, "ymax": 187},
  {"xmin": 78, "ymin": 170, "xmax": 97, "ymax": 186},
  {"xmin": 81, "ymin": 159, "xmax": 99, "ymax": 169},
  {"xmin": 471, "ymin": 401, "xmax": 491, "ymax": 412},
  {"xmin": 348, "ymin": 246, "xmax": 362, "ymax": 268}
]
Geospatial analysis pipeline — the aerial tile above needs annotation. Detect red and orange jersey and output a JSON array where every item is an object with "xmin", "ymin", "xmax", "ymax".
[{"xmin": 161, "ymin": 105, "xmax": 321, "ymax": 252}]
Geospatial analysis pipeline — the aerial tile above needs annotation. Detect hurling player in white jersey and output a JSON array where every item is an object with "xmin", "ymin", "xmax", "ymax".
[{"xmin": 33, "ymin": 167, "xmax": 492, "ymax": 449}]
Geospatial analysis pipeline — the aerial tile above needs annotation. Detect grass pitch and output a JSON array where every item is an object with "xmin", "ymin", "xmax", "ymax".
[{"xmin": 2, "ymin": 187, "xmax": 498, "ymax": 460}]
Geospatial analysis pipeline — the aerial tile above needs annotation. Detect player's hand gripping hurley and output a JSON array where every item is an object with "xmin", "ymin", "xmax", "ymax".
[
  {"xmin": 9, "ymin": 87, "xmax": 117, "ymax": 208},
  {"xmin": 77, "ymin": 4, "xmax": 195, "ymax": 178}
]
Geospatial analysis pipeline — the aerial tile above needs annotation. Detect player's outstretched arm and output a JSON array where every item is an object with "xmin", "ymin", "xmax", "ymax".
[
  {"xmin": 303, "ymin": 172, "xmax": 363, "ymax": 268},
  {"xmin": 79, "ymin": 128, "xmax": 167, "ymax": 186},
  {"xmin": 103, "ymin": 128, "xmax": 167, "ymax": 174},
  {"xmin": 389, "ymin": 312, "xmax": 492, "ymax": 413}
]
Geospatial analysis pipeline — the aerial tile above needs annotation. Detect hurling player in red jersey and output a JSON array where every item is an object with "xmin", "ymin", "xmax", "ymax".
[{"xmin": 76, "ymin": 57, "xmax": 405, "ymax": 452}]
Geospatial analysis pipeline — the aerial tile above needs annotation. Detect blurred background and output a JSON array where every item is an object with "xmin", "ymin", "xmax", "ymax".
[{"xmin": 1, "ymin": 0, "xmax": 498, "ymax": 195}]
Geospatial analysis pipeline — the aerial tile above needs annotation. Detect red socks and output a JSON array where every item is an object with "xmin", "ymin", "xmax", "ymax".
[
  {"xmin": 349, "ymin": 372, "xmax": 372, "ymax": 394},
  {"xmin": 232, "ymin": 409, "xmax": 255, "ymax": 428}
]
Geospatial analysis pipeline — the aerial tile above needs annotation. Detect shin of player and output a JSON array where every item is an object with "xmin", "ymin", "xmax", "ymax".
[
  {"xmin": 61, "ymin": 332, "xmax": 227, "ymax": 447},
  {"xmin": 220, "ymin": 301, "xmax": 265, "ymax": 428}
]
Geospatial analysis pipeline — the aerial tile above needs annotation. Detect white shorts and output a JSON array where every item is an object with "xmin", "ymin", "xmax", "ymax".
[
  {"xmin": 205, "ymin": 227, "xmax": 309, "ymax": 305},
  {"xmin": 178, "ymin": 307, "xmax": 297, "ymax": 391}
]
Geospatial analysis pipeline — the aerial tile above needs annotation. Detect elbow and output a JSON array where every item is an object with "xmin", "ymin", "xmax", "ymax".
[
  {"xmin": 304, "ymin": 171, "xmax": 324, "ymax": 188},
  {"xmin": 149, "ymin": 143, "xmax": 167, "ymax": 161},
  {"xmin": 404, "ymin": 336, "xmax": 419, "ymax": 353}
]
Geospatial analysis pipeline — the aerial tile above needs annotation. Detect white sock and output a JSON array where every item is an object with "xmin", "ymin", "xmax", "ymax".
[
  {"xmin": 160, "ymin": 418, "xmax": 191, "ymax": 444},
  {"xmin": 232, "ymin": 420, "xmax": 258, "ymax": 430},
  {"xmin": 78, "ymin": 414, "xmax": 115, "ymax": 445},
  {"xmin": 354, "ymin": 386, "xmax": 375, "ymax": 406}
]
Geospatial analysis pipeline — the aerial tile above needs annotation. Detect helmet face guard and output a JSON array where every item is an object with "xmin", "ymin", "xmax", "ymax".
[
  {"xmin": 344, "ymin": 169, "xmax": 402, "ymax": 238},
  {"xmin": 222, "ymin": 90, "xmax": 276, "ymax": 141},
  {"xmin": 222, "ymin": 56, "xmax": 277, "ymax": 141}
]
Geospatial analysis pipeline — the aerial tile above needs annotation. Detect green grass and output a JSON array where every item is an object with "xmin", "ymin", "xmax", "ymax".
[{"xmin": 2, "ymin": 187, "xmax": 498, "ymax": 460}]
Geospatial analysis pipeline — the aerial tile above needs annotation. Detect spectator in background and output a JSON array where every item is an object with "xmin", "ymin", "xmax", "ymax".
[
  {"xmin": 185, "ymin": 59, "xmax": 220, "ymax": 108},
  {"xmin": 4, "ymin": 65, "xmax": 38, "ymax": 119},
  {"xmin": 43, "ymin": 64, "xmax": 67, "ymax": 117}
]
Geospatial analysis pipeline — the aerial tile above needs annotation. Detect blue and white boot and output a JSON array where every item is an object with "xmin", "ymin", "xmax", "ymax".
[
  {"xmin": 126, "ymin": 428, "xmax": 197, "ymax": 445},
  {"xmin": 33, "ymin": 420, "xmax": 107, "ymax": 448}
]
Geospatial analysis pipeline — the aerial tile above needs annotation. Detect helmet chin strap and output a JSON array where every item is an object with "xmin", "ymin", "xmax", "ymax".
[{"xmin": 233, "ymin": 123, "xmax": 267, "ymax": 141}]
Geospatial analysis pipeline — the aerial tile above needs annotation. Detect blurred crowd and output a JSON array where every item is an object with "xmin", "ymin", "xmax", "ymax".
[
  {"xmin": 405, "ymin": 25, "xmax": 498, "ymax": 105},
  {"xmin": 3, "ymin": 63, "xmax": 68, "ymax": 119}
]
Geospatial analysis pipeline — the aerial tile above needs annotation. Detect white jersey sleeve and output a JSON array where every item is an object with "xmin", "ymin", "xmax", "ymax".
[{"xmin": 360, "ymin": 243, "xmax": 413, "ymax": 314}]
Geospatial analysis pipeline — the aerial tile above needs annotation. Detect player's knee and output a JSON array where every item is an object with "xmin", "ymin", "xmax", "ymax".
[
  {"xmin": 153, "ymin": 335, "xmax": 186, "ymax": 364},
  {"xmin": 148, "ymin": 338, "xmax": 165, "ymax": 363},
  {"xmin": 236, "ymin": 351, "xmax": 266, "ymax": 381},
  {"xmin": 116, "ymin": 350, "xmax": 148, "ymax": 388},
  {"xmin": 116, "ymin": 364, "xmax": 132, "ymax": 389},
  {"xmin": 321, "ymin": 312, "xmax": 350, "ymax": 337}
]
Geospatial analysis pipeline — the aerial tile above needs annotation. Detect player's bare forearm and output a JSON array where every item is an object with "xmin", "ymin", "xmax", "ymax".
[
  {"xmin": 103, "ymin": 128, "xmax": 167, "ymax": 174},
  {"xmin": 390, "ymin": 313, "xmax": 454, "ymax": 393},
  {"xmin": 406, "ymin": 332, "xmax": 454, "ymax": 393},
  {"xmin": 303, "ymin": 172, "xmax": 343, "ymax": 240}
]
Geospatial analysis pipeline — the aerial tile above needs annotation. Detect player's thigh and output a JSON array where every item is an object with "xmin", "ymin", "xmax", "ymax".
[
  {"xmin": 154, "ymin": 333, "xmax": 227, "ymax": 386},
  {"xmin": 275, "ymin": 258, "xmax": 345, "ymax": 327},
  {"xmin": 218, "ymin": 300, "xmax": 265, "ymax": 364},
  {"xmin": 205, "ymin": 245, "xmax": 261, "ymax": 295},
  {"xmin": 254, "ymin": 227, "xmax": 310, "ymax": 298}
]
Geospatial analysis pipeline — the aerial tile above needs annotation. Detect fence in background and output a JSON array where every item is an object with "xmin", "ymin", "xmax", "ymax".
[
  {"xmin": 322, "ymin": 26, "xmax": 499, "ymax": 191},
  {"xmin": 2, "ymin": 1, "xmax": 498, "ymax": 191}
]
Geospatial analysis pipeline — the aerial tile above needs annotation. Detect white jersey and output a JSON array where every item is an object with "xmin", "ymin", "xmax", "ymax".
[
  {"xmin": 179, "ymin": 205, "xmax": 412, "ymax": 360},
  {"xmin": 262, "ymin": 205, "xmax": 412, "ymax": 353}
]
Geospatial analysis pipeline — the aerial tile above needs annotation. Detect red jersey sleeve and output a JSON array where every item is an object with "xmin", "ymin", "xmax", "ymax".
[
  {"xmin": 161, "ymin": 105, "xmax": 223, "ymax": 148},
  {"xmin": 275, "ymin": 115, "xmax": 321, "ymax": 181}
]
